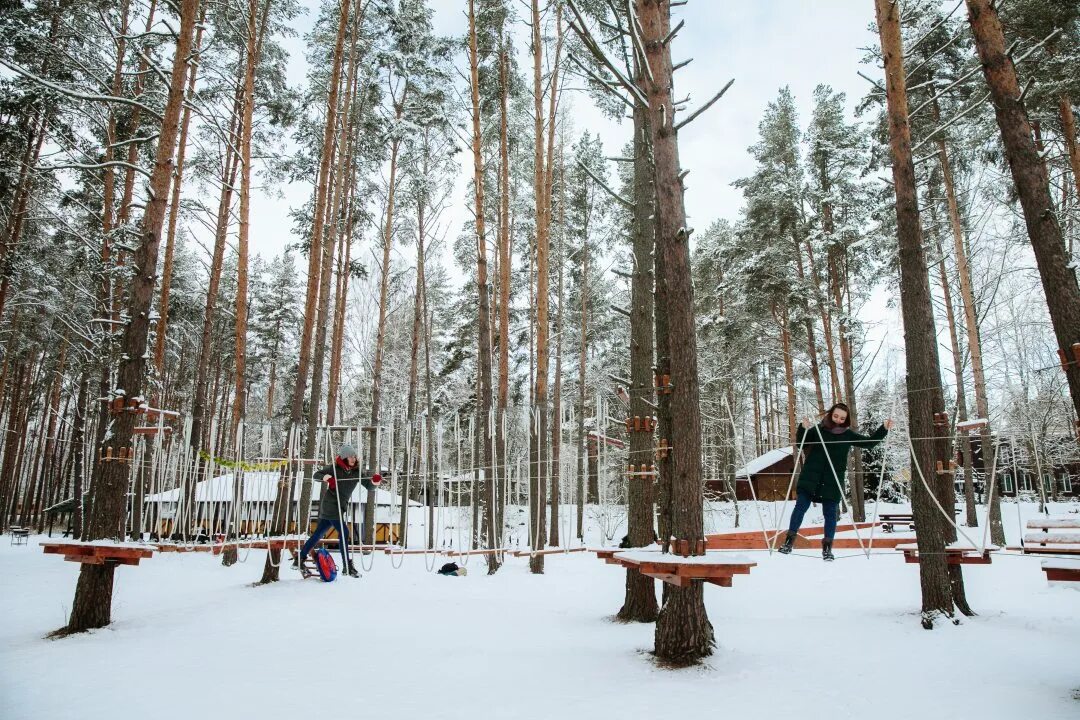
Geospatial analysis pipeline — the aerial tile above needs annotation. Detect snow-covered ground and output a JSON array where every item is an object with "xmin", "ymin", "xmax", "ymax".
[{"xmin": 2, "ymin": 502, "xmax": 1078, "ymax": 720}]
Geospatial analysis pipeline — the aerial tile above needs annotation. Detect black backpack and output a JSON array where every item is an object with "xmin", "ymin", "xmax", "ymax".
[{"xmin": 437, "ymin": 562, "xmax": 460, "ymax": 575}]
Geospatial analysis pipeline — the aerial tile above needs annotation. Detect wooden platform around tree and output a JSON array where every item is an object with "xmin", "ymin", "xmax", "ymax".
[
  {"xmin": 896, "ymin": 543, "xmax": 996, "ymax": 565},
  {"xmin": 41, "ymin": 541, "xmax": 155, "ymax": 566},
  {"xmin": 598, "ymin": 550, "xmax": 756, "ymax": 588}
]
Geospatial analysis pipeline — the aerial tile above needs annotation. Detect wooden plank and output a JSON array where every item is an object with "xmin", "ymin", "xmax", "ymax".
[
  {"xmin": 1044, "ymin": 568, "xmax": 1080, "ymax": 582},
  {"xmin": 705, "ymin": 577, "xmax": 733, "ymax": 587},
  {"xmin": 1026, "ymin": 517, "xmax": 1080, "ymax": 530}
]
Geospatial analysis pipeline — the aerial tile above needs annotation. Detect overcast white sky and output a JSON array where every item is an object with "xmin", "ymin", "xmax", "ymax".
[{"xmin": 243, "ymin": 1, "xmax": 902, "ymax": 366}]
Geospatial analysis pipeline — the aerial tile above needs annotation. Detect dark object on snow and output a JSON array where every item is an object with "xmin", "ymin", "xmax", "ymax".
[
  {"xmin": 619, "ymin": 530, "xmax": 658, "ymax": 549},
  {"xmin": 437, "ymin": 562, "xmax": 467, "ymax": 576},
  {"xmin": 822, "ymin": 539, "xmax": 835, "ymax": 562}
]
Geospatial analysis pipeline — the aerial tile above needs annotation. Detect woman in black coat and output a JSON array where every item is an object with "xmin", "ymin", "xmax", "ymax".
[{"xmin": 778, "ymin": 403, "xmax": 893, "ymax": 560}]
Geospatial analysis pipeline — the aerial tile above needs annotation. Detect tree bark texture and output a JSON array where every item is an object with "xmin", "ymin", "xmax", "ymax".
[
  {"xmin": 638, "ymin": 0, "xmax": 713, "ymax": 662},
  {"xmin": 966, "ymin": 0, "xmax": 1080, "ymax": 427},
  {"xmin": 63, "ymin": 0, "xmax": 198, "ymax": 633},
  {"xmin": 875, "ymin": 0, "xmax": 957, "ymax": 628}
]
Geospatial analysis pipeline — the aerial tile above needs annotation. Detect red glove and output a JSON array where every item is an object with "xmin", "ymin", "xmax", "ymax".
[{"xmin": 371, "ymin": 473, "xmax": 382, "ymax": 485}]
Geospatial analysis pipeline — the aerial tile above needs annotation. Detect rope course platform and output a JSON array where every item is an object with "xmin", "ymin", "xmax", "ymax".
[
  {"xmin": 510, "ymin": 547, "xmax": 589, "ymax": 557},
  {"xmin": 41, "ymin": 541, "xmax": 155, "ymax": 566},
  {"xmin": 705, "ymin": 522, "xmax": 913, "ymax": 550},
  {"xmin": 896, "ymin": 543, "xmax": 997, "ymax": 565},
  {"xmin": 594, "ymin": 547, "xmax": 756, "ymax": 588}
]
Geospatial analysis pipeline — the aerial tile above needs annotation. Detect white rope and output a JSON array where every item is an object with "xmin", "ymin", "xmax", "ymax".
[
  {"xmin": 721, "ymin": 396, "xmax": 775, "ymax": 553},
  {"xmin": 904, "ymin": 428, "xmax": 980, "ymax": 548},
  {"xmin": 979, "ymin": 431, "xmax": 1003, "ymax": 553},
  {"xmin": 863, "ymin": 386, "xmax": 901, "ymax": 556}
]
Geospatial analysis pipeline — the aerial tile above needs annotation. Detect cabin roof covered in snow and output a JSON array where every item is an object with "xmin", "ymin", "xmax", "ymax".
[
  {"xmin": 735, "ymin": 446, "xmax": 793, "ymax": 479},
  {"xmin": 144, "ymin": 472, "xmax": 421, "ymax": 507}
]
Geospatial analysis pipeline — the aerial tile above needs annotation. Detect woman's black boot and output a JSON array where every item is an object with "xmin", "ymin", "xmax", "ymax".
[
  {"xmin": 778, "ymin": 531, "xmax": 796, "ymax": 555},
  {"xmin": 822, "ymin": 539, "xmax": 835, "ymax": 561}
]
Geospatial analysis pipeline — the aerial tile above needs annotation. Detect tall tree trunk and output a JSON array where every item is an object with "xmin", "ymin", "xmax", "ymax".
[
  {"xmin": 932, "ymin": 97, "xmax": 1001, "ymax": 542},
  {"xmin": 233, "ymin": 0, "xmax": 270, "ymax": 437},
  {"xmin": 576, "ymin": 234, "xmax": 587, "ymax": 538},
  {"xmin": 190, "ymin": 86, "xmax": 243, "ymax": 451},
  {"xmin": 1061, "ymin": 95, "xmax": 1080, "ymax": 206},
  {"xmin": 805, "ymin": 241, "xmax": 842, "ymax": 402},
  {"xmin": 305, "ymin": 8, "xmax": 361, "ymax": 538},
  {"xmin": 639, "ymin": 0, "xmax": 713, "ymax": 663},
  {"xmin": 550, "ymin": 157, "xmax": 564, "ymax": 548},
  {"xmin": 154, "ymin": 2, "xmax": 207, "ymax": 380},
  {"xmin": 529, "ymin": 0, "xmax": 550, "ymax": 574},
  {"xmin": 367, "ymin": 131, "xmax": 400, "ymax": 545},
  {"xmin": 619, "ymin": 94, "xmax": 659, "ymax": 624},
  {"xmin": 70, "ymin": 373, "xmax": 90, "ymax": 537},
  {"xmin": 469, "ymin": 0, "xmax": 500, "ymax": 573},
  {"xmin": 875, "ymin": 0, "xmax": 958, "ymax": 628},
  {"xmin": 61, "ymin": 0, "xmax": 197, "ymax": 634},
  {"xmin": 929, "ymin": 208, "xmax": 977, "ymax": 528},
  {"xmin": 966, "ymin": 0, "xmax": 1080, "ymax": 426},
  {"xmin": 794, "ymin": 237, "xmax": 825, "ymax": 410},
  {"xmin": 495, "ymin": 33, "xmax": 512, "ymax": 554},
  {"xmin": 262, "ymin": 0, "xmax": 352, "ymax": 584},
  {"xmin": 775, "ymin": 302, "xmax": 797, "ymax": 444}
]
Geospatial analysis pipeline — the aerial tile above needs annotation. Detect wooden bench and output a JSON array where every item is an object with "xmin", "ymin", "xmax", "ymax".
[
  {"xmin": 1041, "ymin": 558, "xmax": 1080, "ymax": 583},
  {"xmin": 879, "ymin": 509, "xmax": 960, "ymax": 533},
  {"xmin": 878, "ymin": 514, "xmax": 914, "ymax": 533},
  {"xmin": 10, "ymin": 527, "xmax": 30, "ymax": 546},
  {"xmin": 896, "ymin": 543, "xmax": 995, "ymax": 565},
  {"xmin": 1020, "ymin": 517, "xmax": 1080, "ymax": 555}
]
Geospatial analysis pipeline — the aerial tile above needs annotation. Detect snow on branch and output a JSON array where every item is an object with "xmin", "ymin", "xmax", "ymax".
[
  {"xmin": 674, "ymin": 78, "xmax": 734, "ymax": 132},
  {"xmin": 0, "ymin": 58, "xmax": 164, "ymax": 121},
  {"xmin": 911, "ymin": 90, "xmax": 990, "ymax": 153},
  {"xmin": 903, "ymin": 0, "xmax": 963, "ymax": 59},
  {"xmin": 35, "ymin": 160, "xmax": 153, "ymax": 179},
  {"xmin": 577, "ymin": 159, "xmax": 634, "ymax": 210},
  {"xmin": 565, "ymin": 0, "xmax": 648, "ymax": 107},
  {"xmin": 908, "ymin": 64, "xmax": 983, "ymax": 119},
  {"xmin": 1011, "ymin": 27, "xmax": 1062, "ymax": 65},
  {"xmin": 567, "ymin": 52, "xmax": 635, "ymax": 110},
  {"xmin": 662, "ymin": 19, "xmax": 685, "ymax": 47}
]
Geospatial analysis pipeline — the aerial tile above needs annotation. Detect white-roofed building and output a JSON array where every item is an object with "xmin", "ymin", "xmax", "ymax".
[
  {"xmin": 706, "ymin": 446, "xmax": 797, "ymax": 502},
  {"xmin": 144, "ymin": 471, "xmax": 423, "ymax": 541}
]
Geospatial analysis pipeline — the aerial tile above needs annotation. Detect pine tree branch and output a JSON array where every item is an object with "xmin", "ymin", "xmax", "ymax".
[
  {"xmin": 577, "ymin": 159, "xmax": 634, "ymax": 210},
  {"xmin": 567, "ymin": 53, "xmax": 635, "ymax": 109},
  {"xmin": 0, "ymin": 57, "xmax": 165, "ymax": 121},
  {"xmin": 662, "ymin": 19, "xmax": 685, "ymax": 46},
  {"xmin": 565, "ymin": 0, "xmax": 648, "ymax": 107},
  {"xmin": 674, "ymin": 78, "xmax": 734, "ymax": 132}
]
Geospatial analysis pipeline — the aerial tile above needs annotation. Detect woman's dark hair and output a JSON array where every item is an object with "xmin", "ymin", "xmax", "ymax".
[{"xmin": 821, "ymin": 402, "xmax": 851, "ymax": 429}]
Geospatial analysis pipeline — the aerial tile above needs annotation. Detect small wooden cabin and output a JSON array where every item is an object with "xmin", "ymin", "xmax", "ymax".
[{"xmin": 706, "ymin": 447, "xmax": 797, "ymax": 502}]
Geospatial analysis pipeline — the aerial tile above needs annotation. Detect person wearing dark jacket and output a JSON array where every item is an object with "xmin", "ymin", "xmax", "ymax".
[
  {"xmin": 300, "ymin": 443, "xmax": 381, "ymax": 577},
  {"xmin": 778, "ymin": 403, "xmax": 893, "ymax": 560}
]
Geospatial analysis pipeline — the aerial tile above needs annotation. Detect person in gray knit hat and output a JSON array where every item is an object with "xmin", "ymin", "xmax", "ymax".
[{"xmin": 299, "ymin": 443, "xmax": 381, "ymax": 577}]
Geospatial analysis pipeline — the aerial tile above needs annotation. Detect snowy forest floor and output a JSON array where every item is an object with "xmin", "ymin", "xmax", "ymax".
[{"xmin": 2, "ymin": 503, "xmax": 1079, "ymax": 720}]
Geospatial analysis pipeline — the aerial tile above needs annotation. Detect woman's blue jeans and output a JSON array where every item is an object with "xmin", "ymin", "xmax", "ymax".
[
  {"xmin": 301, "ymin": 518, "xmax": 350, "ymax": 567},
  {"xmin": 787, "ymin": 490, "xmax": 839, "ymax": 540}
]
